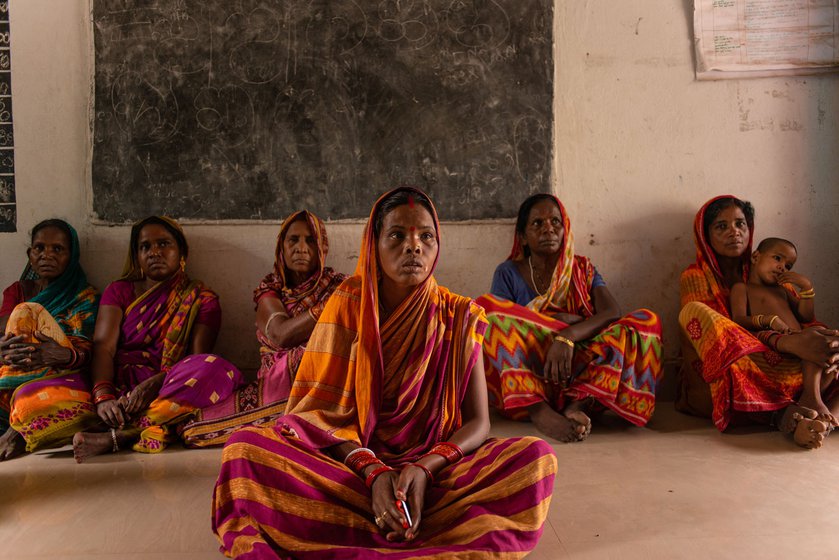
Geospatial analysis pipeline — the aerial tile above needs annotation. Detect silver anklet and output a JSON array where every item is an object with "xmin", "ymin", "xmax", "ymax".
[{"xmin": 110, "ymin": 428, "xmax": 119, "ymax": 453}]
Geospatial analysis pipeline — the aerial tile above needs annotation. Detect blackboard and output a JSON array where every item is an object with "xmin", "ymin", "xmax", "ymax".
[{"xmin": 92, "ymin": 0, "xmax": 553, "ymax": 222}]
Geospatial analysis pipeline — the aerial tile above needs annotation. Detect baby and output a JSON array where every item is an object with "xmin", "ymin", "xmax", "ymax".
[{"xmin": 730, "ymin": 237, "xmax": 837, "ymax": 448}]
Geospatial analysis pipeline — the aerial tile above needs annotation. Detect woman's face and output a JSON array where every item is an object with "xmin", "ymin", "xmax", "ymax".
[
  {"xmin": 282, "ymin": 219, "xmax": 319, "ymax": 280},
  {"xmin": 137, "ymin": 224, "xmax": 182, "ymax": 282},
  {"xmin": 28, "ymin": 226, "xmax": 71, "ymax": 282},
  {"xmin": 377, "ymin": 203, "xmax": 438, "ymax": 293},
  {"xmin": 707, "ymin": 204, "xmax": 749, "ymax": 259},
  {"xmin": 521, "ymin": 199, "xmax": 564, "ymax": 258}
]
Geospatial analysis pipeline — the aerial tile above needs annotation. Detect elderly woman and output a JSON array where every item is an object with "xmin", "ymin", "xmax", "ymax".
[
  {"xmin": 0, "ymin": 219, "xmax": 98, "ymax": 460},
  {"xmin": 478, "ymin": 194, "xmax": 663, "ymax": 442},
  {"xmin": 179, "ymin": 211, "xmax": 346, "ymax": 446},
  {"xmin": 213, "ymin": 188, "xmax": 556, "ymax": 558},
  {"xmin": 11, "ymin": 216, "xmax": 242, "ymax": 461},
  {"xmin": 679, "ymin": 195, "xmax": 839, "ymax": 446}
]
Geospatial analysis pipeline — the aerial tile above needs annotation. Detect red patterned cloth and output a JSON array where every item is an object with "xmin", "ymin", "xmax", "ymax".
[{"xmin": 679, "ymin": 196, "xmax": 803, "ymax": 430}]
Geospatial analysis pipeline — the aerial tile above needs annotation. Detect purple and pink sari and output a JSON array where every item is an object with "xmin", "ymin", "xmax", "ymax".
[{"xmin": 13, "ymin": 271, "xmax": 241, "ymax": 452}]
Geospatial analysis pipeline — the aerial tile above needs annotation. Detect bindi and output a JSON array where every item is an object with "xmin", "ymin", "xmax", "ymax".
[{"xmin": 409, "ymin": 226, "xmax": 415, "ymax": 232}]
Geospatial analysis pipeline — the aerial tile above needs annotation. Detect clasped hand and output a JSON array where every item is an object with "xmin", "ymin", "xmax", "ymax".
[
  {"xmin": 370, "ymin": 465, "xmax": 428, "ymax": 542},
  {"xmin": 0, "ymin": 332, "xmax": 71, "ymax": 369},
  {"xmin": 95, "ymin": 375, "xmax": 162, "ymax": 428}
]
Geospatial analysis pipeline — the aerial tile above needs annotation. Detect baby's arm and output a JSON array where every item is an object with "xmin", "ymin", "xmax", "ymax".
[
  {"xmin": 778, "ymin": 271, "xmax": 815, "ymax": 323},
  {"xmin": 730, "ymin": 283, "xmax": 791, "ymax": 333}
]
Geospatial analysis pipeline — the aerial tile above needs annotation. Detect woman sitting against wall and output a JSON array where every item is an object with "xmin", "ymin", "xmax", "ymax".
[
  {"xmin": 179, "ymin": 210, "xmax": 346, "ymax": 446},
  {"xmin": 478, "ymin": 193, "xmax": 663, "ymax": 442},
  {"xmin": 678, "ymin": 195, "xmax": 839, "ymax": 444},
  {"xmin": 10, "ymin": 216, "xmax": 242, "ymax": 461},
  {"xmin": 0, "ymin": 219, "xmax": 98, "ymax": 460}
]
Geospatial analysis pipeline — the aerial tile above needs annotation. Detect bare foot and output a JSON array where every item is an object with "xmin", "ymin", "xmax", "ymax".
[
  {"xmin": 72, "ymin": 431, "xmax": 115, "ymax": 463},
  {"xmin": 778, "ymin": 404, "xmax": 818, "ymax": 434},
  {"xmin": 528, "ymin": 402, "xmax": 587, "ymax": 443},
  {"xmin": 563, "ymin": 397, "xmax": 593, "ymax": 440},
  {"xmin": 0, "ymin": 427, "xmax": 26, "ymax": 461},
  {"xmin": 790, "ymin": 414, "xmax": 830, "ymax": 449},
  {"xmin": 796, "ymin": 395, "xmax": 839, "ymax": 428}
]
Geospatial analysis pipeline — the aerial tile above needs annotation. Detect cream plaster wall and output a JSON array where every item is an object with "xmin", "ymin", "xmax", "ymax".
[{"xmin": 2, "ymin": 1, "xmax": 837, "ymax": 382}]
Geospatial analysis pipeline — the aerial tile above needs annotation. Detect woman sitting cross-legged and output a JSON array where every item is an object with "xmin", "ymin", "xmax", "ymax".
[
  {"xmin": 0, "ymin": 219, "xmax": 98, "ymax": 460},
  {"xmin": 13, "ymin": 216, "xmax": 243, "ymax": 461},
  {"xmin": 212, "ymin": 187, "xmax": 557, "ymax": 559},
  {"xmin": 179, "ymin": 210, "xmax": 346, "ymax": 447},
  {"xmin": 478, "ymin": 193, "xmax": 664, "ymax": 442}
]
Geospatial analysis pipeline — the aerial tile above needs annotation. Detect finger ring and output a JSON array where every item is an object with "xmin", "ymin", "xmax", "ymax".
[
  {"xmin": 381, "ymin": 510, "xmax": 390, "ymax": 519},
  {"xmin": 374, "ymin": 514, "xmax": 385, "ymax": 528}
]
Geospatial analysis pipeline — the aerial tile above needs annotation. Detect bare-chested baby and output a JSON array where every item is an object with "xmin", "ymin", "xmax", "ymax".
[{"xmin": 730, "ymin": 237, "xmax": 839, "ymax": 449}]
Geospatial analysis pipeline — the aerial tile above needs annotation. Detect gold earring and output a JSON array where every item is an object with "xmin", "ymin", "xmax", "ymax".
[{"xmin": 180, "ymin": 257, "xmax": 186, "ymax": 272}]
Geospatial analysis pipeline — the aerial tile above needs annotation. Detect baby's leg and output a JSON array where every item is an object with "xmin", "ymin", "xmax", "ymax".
[{"xmin": 797, "ymin": 361, "xmax": 837, "ymax": 426}]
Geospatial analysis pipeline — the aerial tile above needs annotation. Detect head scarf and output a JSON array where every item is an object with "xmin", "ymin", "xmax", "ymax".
[
  {"xmin": 120, "ymin": 216, "xmax": 189, "ymax": 282},
  {"xmin": 252, "ymin": 210, "xmax": 340, "ymax": 316},
  {"xmin": 22, "ymin": 220, "xmax": 93, "ymax": 320},
  {"xmin": 284, "ymin": 187, "xmax": 485, "ymax": 456},
  {"xmin": 509, "ymin": 195, "xmax": 595, "ymax": 317},
  {"xmin": 690, "ymin": 195, "xmax": 754, "ymax": 314}
]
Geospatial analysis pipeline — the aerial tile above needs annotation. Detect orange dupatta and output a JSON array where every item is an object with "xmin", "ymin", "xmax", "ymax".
[{"xmin": 282, "ymin": 187, "xmax": 486, "ymax": 459}]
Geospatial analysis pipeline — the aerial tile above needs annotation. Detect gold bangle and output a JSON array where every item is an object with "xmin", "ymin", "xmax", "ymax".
[
  {"xmin": 799, "ymin": 288, "xmax": 815, "ymax": 299},
  {"xmin": 768, "ymin": 315, "xmax": 779, "ymax": 330},
  {"xmin": 752, "ymin": 315, "xmax": 763, "ymax": 330},
  {"xmin": 554, "ymin": 335, "xmax": 575, "ymax": 349}
]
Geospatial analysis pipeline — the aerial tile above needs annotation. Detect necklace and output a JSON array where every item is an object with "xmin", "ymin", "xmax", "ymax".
[{"xmin": 528, "ymin": 256, "xmax": 550, "ymax": 296}]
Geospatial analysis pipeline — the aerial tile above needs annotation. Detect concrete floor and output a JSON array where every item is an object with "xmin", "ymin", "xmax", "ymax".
[{"xmin": 2, "ymin": 406, "xmax": 838, "ymax": 559}]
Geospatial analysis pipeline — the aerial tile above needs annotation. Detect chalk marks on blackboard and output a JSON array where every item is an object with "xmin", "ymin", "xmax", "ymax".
[{"xmin": 92, "ymin": 1, "xmax": 553, "ymax": 222}]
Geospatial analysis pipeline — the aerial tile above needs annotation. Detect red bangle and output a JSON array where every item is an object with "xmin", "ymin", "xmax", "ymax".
[
  {"xmin": 95, "ymin": 394, "xmax": 116, "ymax": 405},
  {"xmin": 410, "ymin": 463, "xmax": 434, "ymax": 484},
  {"xmin": 365, "ymin": 465, "xmax": 395, "ymax": 489},
  {"xmin": 348, "ymin": 453, "xmax": 382, "ymax": 475},
  {"xmin": 425, "ymin": 442, "xmax": 464, "ymax": 465}
]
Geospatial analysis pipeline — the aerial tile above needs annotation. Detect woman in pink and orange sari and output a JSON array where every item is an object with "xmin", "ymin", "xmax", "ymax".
[{"xmin": 213, "ymin": 188, "xmax": 556, "ymax": 559}]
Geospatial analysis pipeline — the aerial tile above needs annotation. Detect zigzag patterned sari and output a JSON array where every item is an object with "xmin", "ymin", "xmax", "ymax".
[
  {"xmin": 478, "ymin": 196, "xmax": 663, "ymax": 426},
  {"xmin": 213, "ymin": 187, "xmax": 556, "ymax": 559},
  {"xmin": 679, "ymin": 196, "xmax": 803, "ymax": 431}
]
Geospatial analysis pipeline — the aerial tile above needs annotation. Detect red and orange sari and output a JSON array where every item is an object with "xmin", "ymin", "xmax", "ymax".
[
  {"xmin": 213, "ymin": 188, "xmax": 556, "ymax": 559},
  {"xmin": 679, "ymin": 196, "xmax": 803, "ymax": 431},
  {"xmin": 479, "ymin": 196, "xmax": 663, "ymax": 426}
]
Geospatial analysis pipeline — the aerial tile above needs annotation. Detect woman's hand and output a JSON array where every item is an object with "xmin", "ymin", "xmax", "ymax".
[
  {"xmin": 0, "ymin": 333, "xmax": 71, "ymax": 369},
  {"xmin": 395, "ymin": 464, "xmax": 430, "ymax": 541},
  {"xmin": 370, "ymin": 470, "xmax": 412, "ymax": 541},
  {"xmin": 544, "ymin": 339, "xmax": 574, "ymax": 386},
  {"xmin": 780, "ymin": 327, "xmax": 839, "ymax": 368},
  {"xmin": 96, "ymin": 399, "xmax": 126, "ymax": 429},
  {"xmin": 124, "ymin": 374, "xmax": 164, "ymax": 416},
  {"xmin": 0, "ymin": 333, "xmax": 23, "ymax": 366}
]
